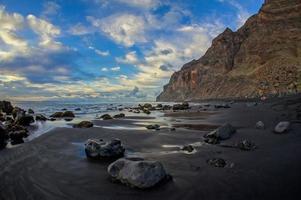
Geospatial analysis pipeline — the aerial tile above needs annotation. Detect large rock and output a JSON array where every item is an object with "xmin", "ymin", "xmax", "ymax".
[
  {"xmin": 36, "ymin": 114, "xmax": 47, "ymax": 121},
  {"xmin": 100, "ymin": 114, "xmax": 113, "ymax": 120},
  {"xmin": 113, "ymin": 113, "xmax": 125, "ymax": 118},
  {"xmin": 157, "ymin": 0, "xmax": 301, "ymax": 101},
  {"xmin": 204, "ymin": 123, "xmax": 236, "ymax": 140},
  {"xmin": 274, "ymin": 121, "xmax": 290, "ymax": 134},
  {"xmin": 73, "ymin": 121, "xmax": 93, "ymax": 128},
  {"xmin": 50, "ymin": 112, "xmax": 64, "ymax": 118},
  {"xmin": 62, "ymin": 111, "xmax": 75, "ymax": 118},
  {"xmin": 9, "ymin": 130, "xmax": 28, "ymax": 145},
  {"xmin": 0, "ymin": 101, "xmax": 14, "ymax": 114},
  {"xmin": 108, "ymin": 157, "xmax": 168, "ymax": 189},
  {"xmin": 84, "ymin": 138, "xmax": 125, "ymax": 159}
]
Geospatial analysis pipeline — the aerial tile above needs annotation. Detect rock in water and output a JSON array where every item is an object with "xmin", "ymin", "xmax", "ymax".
[
  {"xmin": 28, "ymin": 109, "xmax": 34, "ymax": 114},
  {"xmin": 113, "ymin": 113, "xmax": 125, "ymax": 118},
  {"xmin": 0, "ymin": 101, "xmax": 13, "ymax": 114},
  {"xmin": 85, "ymin": 139, "xmax": 125, "ymax": 159},
  {"xmin": 73, "ymin": 121, "xmax": 93, "ymax": 128},
  {"xmin": 50, "ymin": 112, "xmax": 64, "ymax": 118},
  {"xmin": 100, "ymin": 114, "xmax": 113, "ymax": 120},
  {"xmin": 146, "ymin": 124, "xmax": 160, "ymax": 130},
  {"xmin": 274, "ymin": 121, "xmax": 290, "ymax": 134},
  {"xmin": 204, "ymin": 123, "xmax": 236, "ymax": 140},
  {"xmin": 16, "ymin": 115, "xmax": 34, "ymax": 126},
  {"xmin": 36, "ymin": 114, "xmax": 47, "ymax": 121},
  {"xmin": 156, "ymin": 0, "xmax": 301, "ymax": 101},
  {"xmin": 256, "ymin": 121, "xmax": 265, "ymax": 129},
  {"xmin": 108, "ymin": 157, "xmax": 168, "ymax": 189},
  {"xmin": 62, "ymin": 111, "xmax": 75, "ymax": 118},
  {"xmin": 181, "ymin": 145, "xmax": 194, "ymax": 153}
]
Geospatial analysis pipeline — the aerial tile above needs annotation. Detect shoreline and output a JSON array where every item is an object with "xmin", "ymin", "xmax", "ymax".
[{"xmin": 1, "ymin": 96, "xmax": 301, "ymax": 199}]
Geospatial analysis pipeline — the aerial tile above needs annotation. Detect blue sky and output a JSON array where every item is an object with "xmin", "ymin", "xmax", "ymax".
[{"xmin": 0, "ymin": 0, "xmax": 264, "ymax": 102}]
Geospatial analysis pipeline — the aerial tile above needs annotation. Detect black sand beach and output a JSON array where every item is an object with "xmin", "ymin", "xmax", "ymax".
[{"xmin": 1, "ymin": 97, "xmax": 301, "ymax": 200}]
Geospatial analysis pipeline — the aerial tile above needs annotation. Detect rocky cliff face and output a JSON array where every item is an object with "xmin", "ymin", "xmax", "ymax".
[{"xmin": 157, "ymin": 0, "xmax": 301, "ymax": 101}]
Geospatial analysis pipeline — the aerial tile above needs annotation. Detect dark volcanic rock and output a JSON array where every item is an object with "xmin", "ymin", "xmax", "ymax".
[
  {"xmin": 28, "ymin": 109, "xmax": 34, "ymax": 114},
  {"xmin": 100, "ymin": 114, "xmax": 113, "ymax": 120},
  {"xmin": 157, "ymin": 0, "xmax": 301, "ymax": 101},
  {"xmin": 85, "ymin": 138, "xmax": 125, "ymax": 159},
  {"xmin": 36, "ymin": 114, "xmax": 47, "ymax": 121},
  {"xmin": 0, "ymin": 101, "xmax": 13, "ymax": 114},
  {"xmin": 50, "ymin": 112, "xmax": 64, "ymax": 118},
  {"xmin": 73, "ymin": 121, "xmax": 93, "ymax": 128},
  {"xmin": 207, "ymin": 158, "xmax": 227, "ymax": 168},
  {"xmin": 113, "ymin": 113, "xmax": 125, "ymax": 118},
  {"xmin": 62, "ymin": 111, "xmax": 75, "ymax": 118},
  {"xmin": 107, "ymin": 157, "xmax": 168, "ymax": 189},
  {"xmin": 16, "ymin": 115, "xmax": 34, "ymax": 126}
]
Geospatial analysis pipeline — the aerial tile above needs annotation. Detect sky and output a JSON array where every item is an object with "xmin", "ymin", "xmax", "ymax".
[{"xmin": 0, "ymin": 0, "xmax": 264, "ymax": 102}]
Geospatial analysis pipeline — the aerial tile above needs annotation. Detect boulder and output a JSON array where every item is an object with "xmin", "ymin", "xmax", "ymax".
[
  {"xmin": 62, "ymin": 111, "xmax": 75, "ymax": 118},
  {"xmin": 143, "ymin": 103, "xmax": 153, "ymax": 109},
  {"xmin": 204, "ymin": 123, "xmax": 236, "ymax": 140},
  {"xmin": 100, "ymin": 114, "xmax": 113, "ymax": 120},
  {"xmin": 75, "ymin": 108, "xmax": 81, "ymax": 111},
  {"xmin": 85, "ymin": 138, "xmax": 125, "ymax": 159},
  {"xmin": 0, "ymin": 101, "xmax": 14, "ymax": 114},
  {"xmin": 73, "ymin": 121, "xmax": 93, "ymax": 128},
  {"xmin": 207, "ymin": 158, "xmax": 226, "ymax": 168},
  {"xmin": 28, "ymin": 109, "xmax": 34, "ymax": 114},
  {"xmin": 113, "ymin": 113, "xmax": 125, "ymax": 118},
  {"xmin": 274, "ymin": 121, "xmax": 290, "ymax": 134},
  {"xmin": 214, "ymin": 104, "xmax": 231, "ymax": 109},
  {"xmin": 36, "ymin": 114, "xmax": 47, "ymax": 121},
  {"xmin": 255, "ymin": 121, "xmax": 265, "ymax": 129},
  {"xmin": 50, "ymin": 112, "xmax": 64, "ymax": 118},
  {"xmin": 108, "ymin": 157, "xmax": 168, "ymax": 189},
  {"xmin": 181, "ymin": 145, "xmax": 194, "ymax": 152}
]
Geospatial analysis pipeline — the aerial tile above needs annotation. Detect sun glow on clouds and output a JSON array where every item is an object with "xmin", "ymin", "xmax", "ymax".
[{"xmin": 0, "ymin": 0, "xmax": 262, "ymax": 101}]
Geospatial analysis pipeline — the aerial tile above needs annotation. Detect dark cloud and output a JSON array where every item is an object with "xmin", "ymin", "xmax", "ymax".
[
  {"xmin": 160, "ymin": 48, "xmax": 173, "ymax": 55},
  {"xmin": 159, "ymin": 63, "xmax": 173, "ymax": 71}
]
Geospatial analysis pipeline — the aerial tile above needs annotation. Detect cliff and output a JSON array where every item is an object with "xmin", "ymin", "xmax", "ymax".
[{"xmin": 157, "ymin": 0, "xmax": 301, "ymax": 101}]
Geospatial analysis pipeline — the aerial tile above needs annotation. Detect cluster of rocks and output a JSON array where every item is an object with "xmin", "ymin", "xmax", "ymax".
[
  {"xmin": 0, "ymin": 101, "xmax": 37, "ymax": 147},
  {"xmin": 172, "ymin": 102, "xmax": 190, "ymax": 110},
  {"xmin": 84, "ymin": 138, "xmax": 170, "ymax": 189},
  {"xmin": 50, "ymin": 111, "xmax": 75, "ymax": 119},
  {"xmin": 97, "ymin": 113, "xmax": 126, "ymax": 120},
  {"xmin": 126, "ymin": 103, "xmax": 187, "ymax": 114}
]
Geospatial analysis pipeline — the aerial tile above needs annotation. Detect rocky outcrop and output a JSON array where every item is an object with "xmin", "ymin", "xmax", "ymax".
[
  {"xmin": 0, "ymin": 101, "xmax": 13, "ymax": 114},
  {"xmin": 157, "ymin": 0, "xmax": 301, "ymax": 101},
  {"xmin": 85, "ymin": 139, "xmax": 125, "ymax": 159}
]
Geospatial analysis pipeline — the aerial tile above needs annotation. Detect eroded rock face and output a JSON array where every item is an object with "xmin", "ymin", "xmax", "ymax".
[
  {"xmin": 107, "ymin": 157, "xmax": 168, "ymax": 189},
  {"xmin": 157, "ymin": 0, "xmax": 301, "ymax": 101}
]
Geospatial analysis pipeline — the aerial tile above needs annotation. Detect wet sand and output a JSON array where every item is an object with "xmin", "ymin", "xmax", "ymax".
[{"xmin": 1, "ymin": 97, "xmax": 301, "ymax": 200}]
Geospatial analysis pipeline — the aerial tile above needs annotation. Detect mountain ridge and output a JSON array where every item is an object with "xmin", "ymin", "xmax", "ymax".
[{"xmin": 157, "ymin": 0, "xmax": 301, "ymax": 102}]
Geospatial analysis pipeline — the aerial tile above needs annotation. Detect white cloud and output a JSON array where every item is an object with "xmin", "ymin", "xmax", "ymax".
[
  {"xmin": 101, "ymin": 67, "xmax": 108, "ymax": 72},
  {"xmin": 116, "ymin": 51, "xmax": 139, "ymax": 64},
  {"xmin": 111, "ymin": 66, "xmax": 120, "ymax": 71},
  {"xmin": 117, "ymin": 0, "xmax": 160, "ymax": 9},
  {"xmin": 42, "ymin": 1, "xmax": 60, "ymax": 17},
  {"xmin": 27, "ymin": 14, "xmax": 62, "ymax": 50},
  {"xmin": 68, "ymin": 23, "xmax": 93, "ymax": 35},
  {"xmin": 95, "ymin": 49, "xmax": 110, "ymax": 56},
  {"xmin": 88, "ymin": 14, "xmax": 147, "ymax": 47}
]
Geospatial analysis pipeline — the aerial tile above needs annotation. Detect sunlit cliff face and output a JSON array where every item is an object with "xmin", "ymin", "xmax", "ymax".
[{"xmin": 0, "ymin": 0, "xmax": 263, "ymax": 101}]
